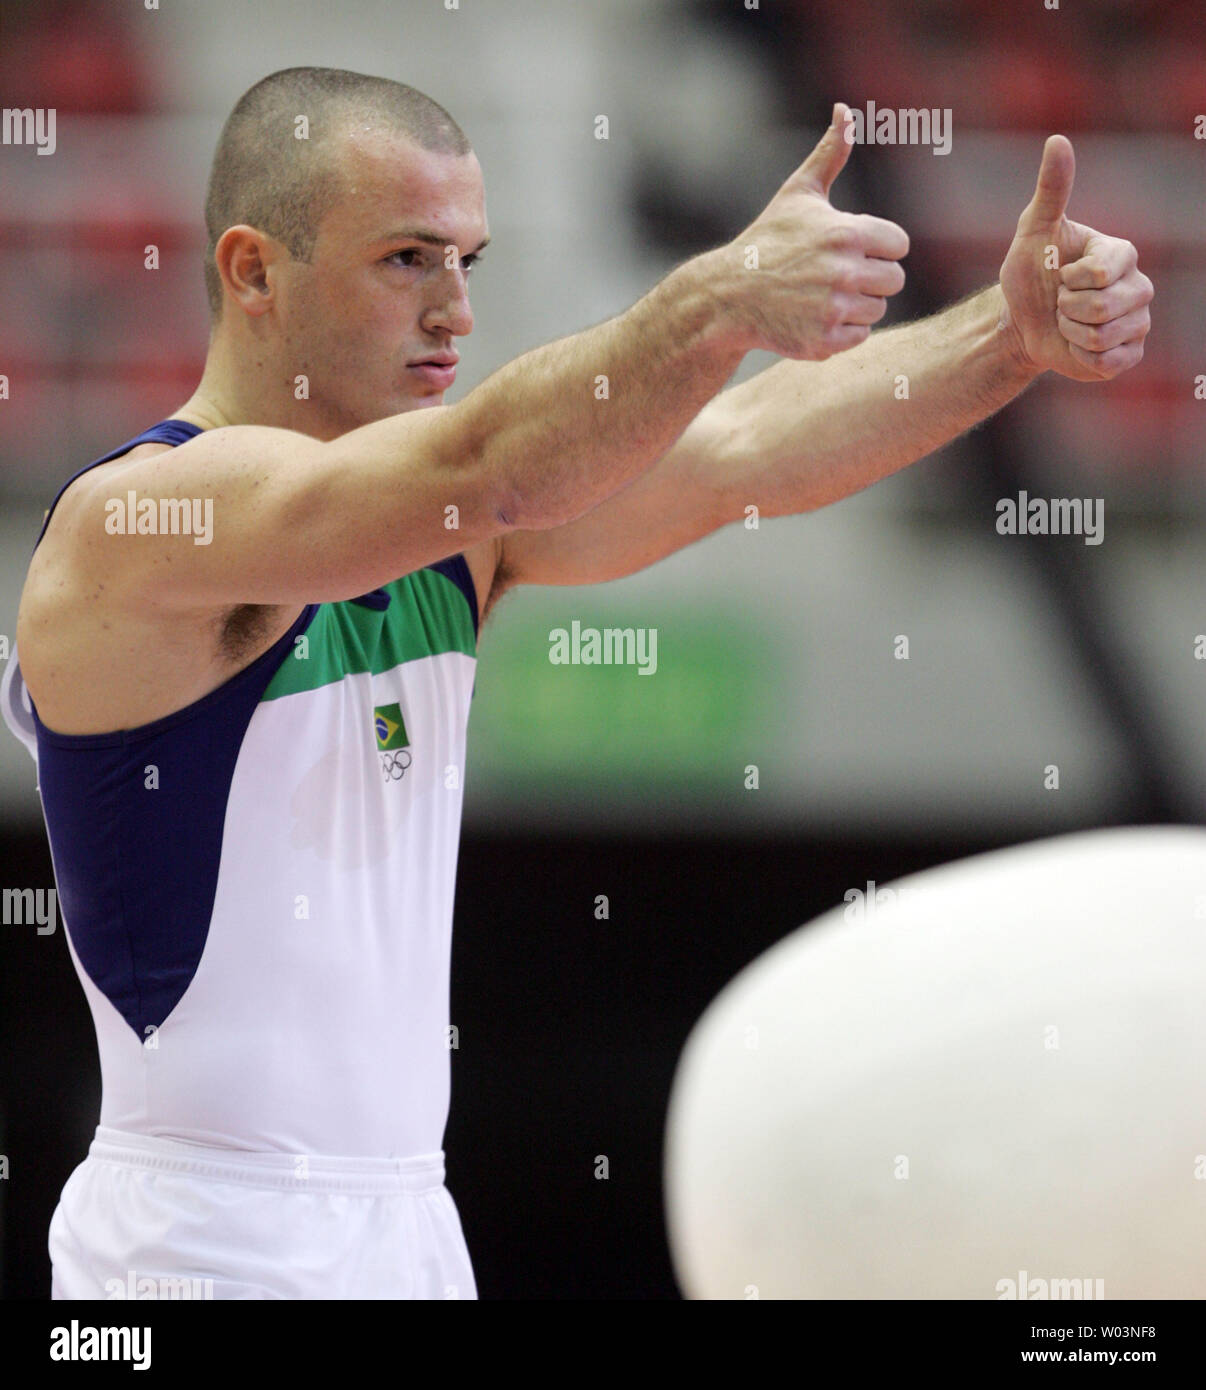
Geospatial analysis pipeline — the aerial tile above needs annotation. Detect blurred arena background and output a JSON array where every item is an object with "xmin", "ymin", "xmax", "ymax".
[{"xmin": 0, "ymin": 0, "xmax": 1202, "ymax": 1297}]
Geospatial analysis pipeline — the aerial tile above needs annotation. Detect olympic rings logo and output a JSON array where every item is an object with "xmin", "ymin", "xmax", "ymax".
[{"xmin": 379, "ymin": 749, "xmax": 413, "ymax": 782}]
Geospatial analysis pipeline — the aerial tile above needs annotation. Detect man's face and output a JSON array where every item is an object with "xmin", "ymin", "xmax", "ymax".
[{"xmin": 276, "ymin": 125, "xmax": 489, "ymax": 436}]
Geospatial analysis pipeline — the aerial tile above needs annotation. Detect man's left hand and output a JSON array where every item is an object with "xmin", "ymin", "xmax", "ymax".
[{"xmin": 999, "ymin": 134, "xmax": 1153, "ymax": 382}]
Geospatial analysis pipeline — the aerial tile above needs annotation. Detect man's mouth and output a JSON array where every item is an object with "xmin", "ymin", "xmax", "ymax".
[{"xmin": 406, "ymin": 353, "xmax": 458, "ymax": 389}]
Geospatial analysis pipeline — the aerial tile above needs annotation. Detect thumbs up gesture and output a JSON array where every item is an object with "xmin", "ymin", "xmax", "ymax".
[
  {"xmin": 999, "ymin": 135, "xmax": 1153, "ymax": 381},
  {"xmin": 719, "ymin": 103, "xmax": 910, "ymax": 361}
]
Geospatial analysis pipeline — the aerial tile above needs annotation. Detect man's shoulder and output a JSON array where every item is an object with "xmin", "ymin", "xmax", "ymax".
[
  {"xmin": 40, "ymin": 440, "xmax": 180, "ymax": 545},
  {"xmin": 21, "ymin": 441, "xmax": 177, "ymax": 612},
  {"xmin": 14, "ymin": 440, "xmax": 263, "ymax": 735}
]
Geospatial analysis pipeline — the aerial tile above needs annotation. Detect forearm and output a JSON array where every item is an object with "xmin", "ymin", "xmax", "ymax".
[
  {"xmin": 711, "ymin": 284, "xmax": 1041, "ymax": 519},
  {"xmin": 445, "ymin": 255, "xmax": 744, "ymax": 531}
]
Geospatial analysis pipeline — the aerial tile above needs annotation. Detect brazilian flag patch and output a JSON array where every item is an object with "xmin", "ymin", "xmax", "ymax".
[{"xmin": 373, "ymin": 702, "xmax": 409, "ymax": 751}]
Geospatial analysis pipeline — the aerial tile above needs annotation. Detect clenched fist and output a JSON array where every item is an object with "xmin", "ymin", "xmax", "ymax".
[{"xmin": 712, "ymin": 102, "xmax": 910, "ymax": 360}]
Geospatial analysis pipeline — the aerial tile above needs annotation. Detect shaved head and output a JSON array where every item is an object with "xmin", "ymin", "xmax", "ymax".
[{"xmin": 203, "ymin": 66, "xmax": 472, "ymax": 319}]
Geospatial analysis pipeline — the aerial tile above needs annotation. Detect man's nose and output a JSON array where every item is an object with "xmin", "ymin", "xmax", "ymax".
[{"xmin": 422, "ymin": 268, "xmax": 474, "ymax": 337}]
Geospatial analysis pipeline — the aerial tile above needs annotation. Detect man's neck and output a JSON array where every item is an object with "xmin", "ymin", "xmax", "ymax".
[
  {"xmin": 169, "ymin": 334, "xmax": 335, "ymax": 437},
  {"xmin": 167, "ymin": 395, "xmax": 233, "ymax": 432}
]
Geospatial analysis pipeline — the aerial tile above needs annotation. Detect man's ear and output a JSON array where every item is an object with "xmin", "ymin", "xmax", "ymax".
[{"xmin": 214, "ymin": 224, "xmax": 280, "ymax": 316}]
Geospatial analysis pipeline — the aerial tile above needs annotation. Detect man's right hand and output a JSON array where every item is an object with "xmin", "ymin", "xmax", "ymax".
[{"xmin": 710, "ymin": 102, "xmax": 910, "ymax": 361}]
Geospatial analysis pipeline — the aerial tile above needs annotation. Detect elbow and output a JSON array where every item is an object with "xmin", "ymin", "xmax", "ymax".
[
  {"xmin": 493, "ymin": 486, "xmax": 521, "ymax": 531},
  {"xmin": 445, "ymin": 408, "xmax": 530, "ymax": 534},
  {"xmin": 489, "ymin": 478, "xmax": 562, "ymax": 534}
]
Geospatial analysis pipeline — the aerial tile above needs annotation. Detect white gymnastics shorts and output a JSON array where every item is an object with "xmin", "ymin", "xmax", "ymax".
[{"xmin": 49, "ymin": 1126, "xmax": 477, "ymax": 1300}]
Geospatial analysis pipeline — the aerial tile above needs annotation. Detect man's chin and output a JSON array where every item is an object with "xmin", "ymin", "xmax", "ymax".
[{"xmin": 397, "ymin": 390, "xmax": 446, "ymax": 411}]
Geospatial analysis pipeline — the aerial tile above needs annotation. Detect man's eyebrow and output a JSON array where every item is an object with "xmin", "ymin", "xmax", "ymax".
[{"xmin": 378, "ymin": 228, "xmax": 491, "ymax": 252}]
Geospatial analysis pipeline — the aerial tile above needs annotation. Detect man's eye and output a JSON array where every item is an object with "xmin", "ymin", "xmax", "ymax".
[{"xmin": 385, "ymin": 249, "xmax": 480, "ymax": 273}]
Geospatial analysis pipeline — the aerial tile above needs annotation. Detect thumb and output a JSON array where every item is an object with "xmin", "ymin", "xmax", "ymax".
[
  {"xmin": 1017, "ymin": 134, "xmax": 1075, "ymax": 235},
  {"xmin": 792, "ymin": 102, "xmax": 854, "ymax": 199}
]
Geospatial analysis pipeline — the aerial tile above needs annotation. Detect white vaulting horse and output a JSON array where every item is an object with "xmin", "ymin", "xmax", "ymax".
[{"xmin": 664, "ymin": 825, "xmax": 1206, "ymax": 1300}]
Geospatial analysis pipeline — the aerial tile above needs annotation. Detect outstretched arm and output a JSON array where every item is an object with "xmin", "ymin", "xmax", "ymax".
[{"xmin": 492, "ymin": 134, "xmax": 1152, "ymax": 592}]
